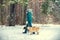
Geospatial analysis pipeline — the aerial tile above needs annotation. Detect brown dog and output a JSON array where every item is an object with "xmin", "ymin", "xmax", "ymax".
[{"xmin": 27, "ymin": 26, "xmax": 39, "ymax": 35}]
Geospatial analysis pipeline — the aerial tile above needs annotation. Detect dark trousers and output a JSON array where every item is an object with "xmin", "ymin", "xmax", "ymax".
[{"xmin": 24, "ymin": 21, "xmax": 32, "ymax": 33}]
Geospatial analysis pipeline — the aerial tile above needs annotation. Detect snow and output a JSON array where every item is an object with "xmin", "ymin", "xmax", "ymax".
[{"xmin": 0, "ymin": 24, "xmax": 60, "ymax": 40}]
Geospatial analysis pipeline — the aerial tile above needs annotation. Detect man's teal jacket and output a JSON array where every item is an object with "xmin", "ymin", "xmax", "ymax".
[{"xmin": 26, "ymin": 11, "xmax": 32, "ymax": 22}]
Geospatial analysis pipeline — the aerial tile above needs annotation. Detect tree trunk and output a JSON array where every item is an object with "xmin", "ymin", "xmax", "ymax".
[
  {"xmin": 0, "ymin": 0, "xmax": 4, "ymax": 25},
  {"xmin": 23, "ymin": 5, "xmax": 27, "ymax": 25},
  {"xmin": 9, "ymin": 3, "xmax": 16, "ymax": 26}
]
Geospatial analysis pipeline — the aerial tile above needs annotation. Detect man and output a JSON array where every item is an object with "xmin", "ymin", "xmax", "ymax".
[{"xmin": 23, "ymin": 9, "xmax": 33, "ymax": 34}]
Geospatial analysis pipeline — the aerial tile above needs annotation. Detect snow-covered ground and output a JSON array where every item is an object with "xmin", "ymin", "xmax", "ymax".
[{"xmin": 0, "ymin": 24, "xmax": 60, "ymax": 40}]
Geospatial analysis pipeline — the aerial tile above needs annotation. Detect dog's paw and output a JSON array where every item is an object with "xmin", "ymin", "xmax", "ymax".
[{"xmin": 37, "ymin": 32, "xmax": 39, "ymax": 35}]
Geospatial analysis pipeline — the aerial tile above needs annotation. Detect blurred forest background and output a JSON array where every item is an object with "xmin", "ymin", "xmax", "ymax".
[{"xmin": 0, "ymin": 0, "xmax": 60, "ymax": 26}]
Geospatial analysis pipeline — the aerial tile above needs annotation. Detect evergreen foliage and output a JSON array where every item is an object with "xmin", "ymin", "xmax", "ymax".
[{"xmin": 42, "ymin": 0, "xmax": 49, "ymax": 15}]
